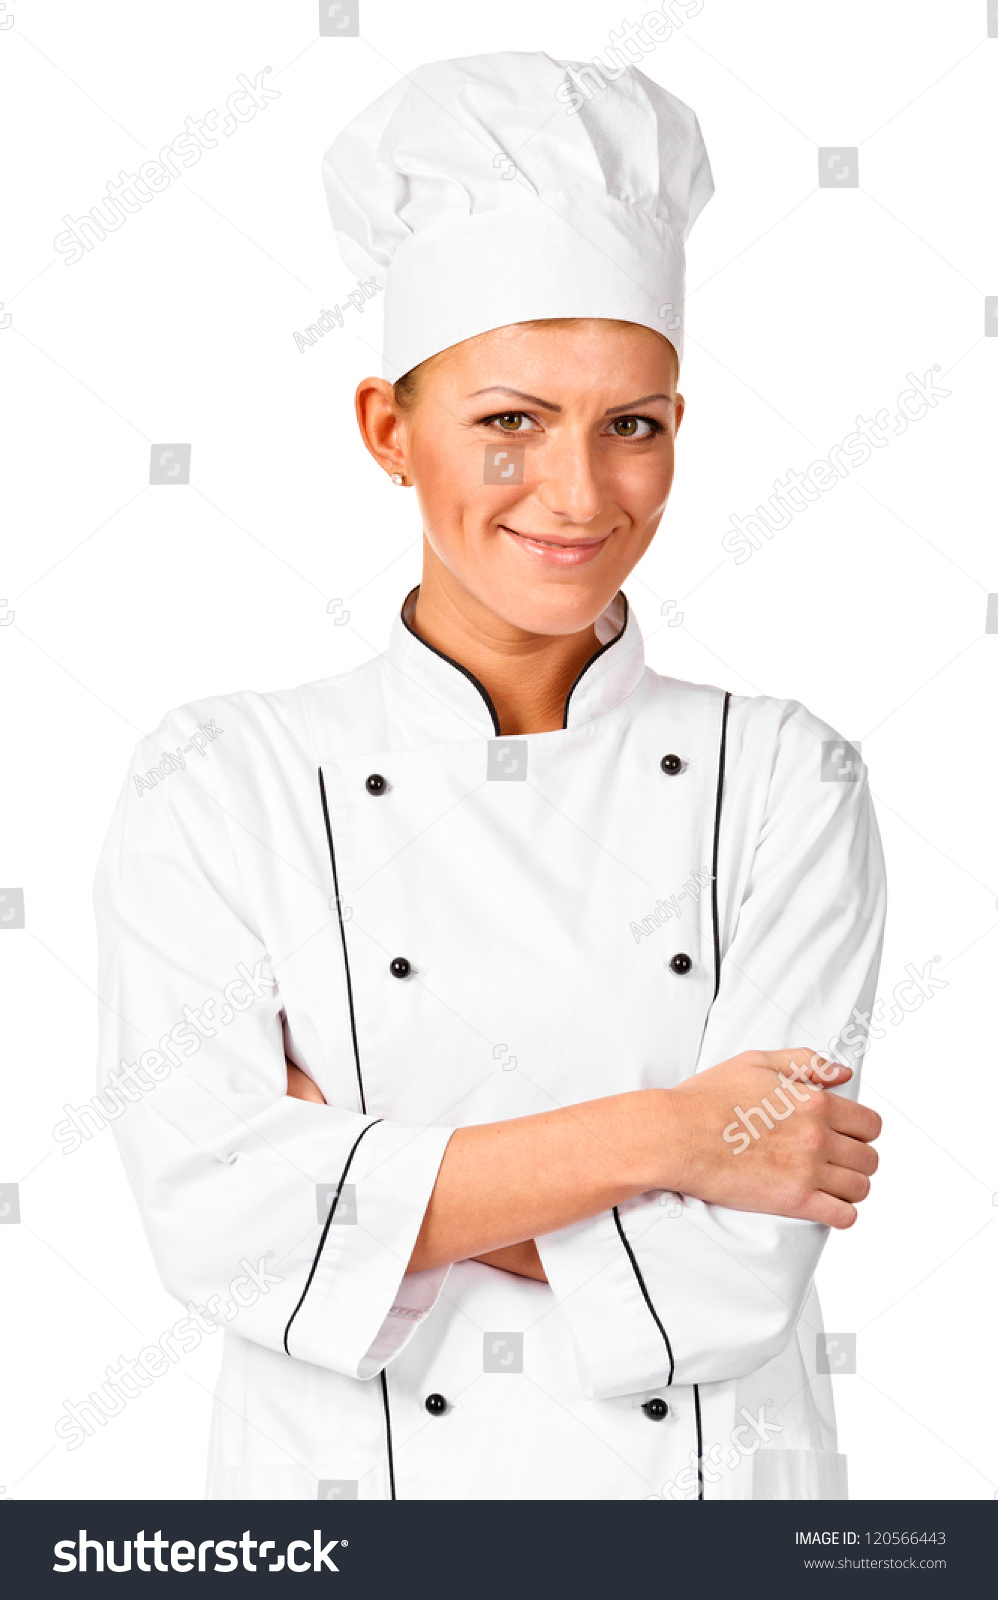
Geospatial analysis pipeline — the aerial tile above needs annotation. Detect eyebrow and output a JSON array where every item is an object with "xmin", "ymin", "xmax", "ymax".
[
  {"xmin": 466, "ymin": 386, "xmax": 673, "ymax": 416},
  {"xmin": 603, "ymin": 394, "xmax": 674, "ymax": 415},
  {"xmin": 467, "ymin": 386, "xmax": 562, "ymax": 411}
]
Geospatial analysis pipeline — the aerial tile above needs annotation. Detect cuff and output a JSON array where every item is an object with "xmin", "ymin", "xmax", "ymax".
[
  {"xmin": 285, "ymin": 1120, "xmax": 455, "ymax": 1376},
  {"xmin": 537, "ymin": 1193, "xmax": 822, "ymax": 1398},
  {"xmin": 536, "ymin": 1195, "xmax": 677, "ymax": 1401}
]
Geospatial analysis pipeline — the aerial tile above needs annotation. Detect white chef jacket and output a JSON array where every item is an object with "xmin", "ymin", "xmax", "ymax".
[{"xmin": 94, "ymin": 586, "xmax": 886, "ymax": 1501}]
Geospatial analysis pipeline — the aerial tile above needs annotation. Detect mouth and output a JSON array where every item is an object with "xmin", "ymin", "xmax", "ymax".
[{"xmin": 499, "ymin": 524, "xmax": 609, "ymax": 567}]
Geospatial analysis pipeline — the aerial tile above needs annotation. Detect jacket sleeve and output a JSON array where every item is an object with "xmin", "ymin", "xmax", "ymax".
[
  {"xmin": 92, "ymin": 710, "xmax": 455, "ymax": 1379},
  {"xmin": 534, "ymin": 699, "xmax": 887, "ymax": 1400}
]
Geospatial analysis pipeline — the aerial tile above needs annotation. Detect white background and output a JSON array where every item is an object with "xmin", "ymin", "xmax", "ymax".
[{"xmin": 1, "ymin": 0, "xmax": 995, "ymax": 1501}]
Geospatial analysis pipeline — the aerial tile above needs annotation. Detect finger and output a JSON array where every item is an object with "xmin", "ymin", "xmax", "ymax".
[
  {"xmin": 770, "ymin": 1050, "xmax": 852, "ymax": 1087},
  {"xmin": 797, "ymin": 1191, "xmax": 859, "ymax": 1230},
  {"xmin": 826, "ymin": 1131, "xmax": 879, "ymax": 1177},
  {"xmin": 819, "ymin": 1162, "xmax": 872, "ymax": 1205},
  {"xmin": 827, "ymin": 1097, "xmax": 882, "ymax": 1142}
]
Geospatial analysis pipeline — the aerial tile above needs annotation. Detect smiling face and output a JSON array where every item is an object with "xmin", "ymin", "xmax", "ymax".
[{"xmin": 355, "ymin": 318, "xmax": 683, "ymax": 639}]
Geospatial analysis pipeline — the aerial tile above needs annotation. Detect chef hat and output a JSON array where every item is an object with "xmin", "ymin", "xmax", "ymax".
[{"xmin": 322, "ymin": 50, "xmax": 713, "ymax": 380}]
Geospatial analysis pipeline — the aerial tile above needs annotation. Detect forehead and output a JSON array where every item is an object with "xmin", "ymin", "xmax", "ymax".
[{"xmin": 431, "ymin": 319, "xmax": 677, "ymax": 395}]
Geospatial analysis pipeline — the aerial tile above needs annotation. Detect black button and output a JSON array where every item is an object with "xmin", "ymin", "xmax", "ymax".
[
  {"xmin": 365, "ymin": 773, "xmax": 387, "ymax": 795},
  {"xmin": 390, "ymin": 956, "xmax": 411, "ymax": 980},
  {"xmin": 642, "ymin": 1397, "xmax": 669, "ymax": 1421},
  {"xmin": 660, "ymin": 754, "xmax": 682, "ymax": 775},
  {"xmin": 670, "ymin": 953, "xmax": 692, "ymax": 975},
  {"xmin": 424, "ymin": 1393, "xmax": 448, "ymax": 1416}
]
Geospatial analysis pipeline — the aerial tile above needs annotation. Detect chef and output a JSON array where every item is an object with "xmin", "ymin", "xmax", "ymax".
[{"xmin": 94, "ymin": 51, "xmax": 886, "ymax": 1501}]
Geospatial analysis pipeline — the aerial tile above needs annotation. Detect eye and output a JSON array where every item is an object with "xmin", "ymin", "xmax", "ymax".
[
  {"xmin": 606, "ymin": 415, "xmax": 663, "ymax": 439},
  {"xmin": 480, "ymin": 411, "xmax": 539, "ymax": 433}
]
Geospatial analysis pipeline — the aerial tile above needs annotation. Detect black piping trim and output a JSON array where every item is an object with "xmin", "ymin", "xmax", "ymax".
[
  {"xmin": 610, "ymin": 685, "xmax": 731, "ymax": 1468},
  {"xmin": 694, "ymin": 1384, "xmax": 704, "ymax": 1501},
  {"xmin": 611, "ymin": 1206, "xmax": 675, "ymax": 1386},
  {"xmin": 561, "ymin": 592, "xmax": 630, "ymax": 729},
  {"xmin": 313, "ymin": 768, "xmax": 398, "ymax": 1495},
  {"xmin": 690, "ymin": 689, "xmax": 730, "ymax": 1504},
  {"xmin": 399, "ymin": 586, "xmax": 501, "ymax": 736},
  {"xmin": 399, "ymin": 585, "xmax": 631, "ymax": 735},
  {"xmin": 282, "ymin": 1117, "xmax": 383, "ymax": 1355},
  {"xmin": 380, "ymin": 1371, "xmax": 397, "ymax": 1501},
  {"xmin": 319, "ymin": 767, "xmax": 367, "ymax": 1114},
  {"xmin": 710, "ymin": 692, "xmax": 732, "ymax": 1005}
]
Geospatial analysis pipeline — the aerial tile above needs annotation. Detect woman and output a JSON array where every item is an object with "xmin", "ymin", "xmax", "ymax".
[{"xmin": 95, "ymin": 52, "xmax": 885, "ymax": 1501}]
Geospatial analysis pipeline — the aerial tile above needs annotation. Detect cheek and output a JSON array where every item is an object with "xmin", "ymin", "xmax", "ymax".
[
  {"xmin": 411, "ymin": 479, "xmax": 505, "ymax": 594},
  {"xmin": 410, "ymin": 430, "xmax": 677, "ymax": 553},
  {"xmin": 409, "ymin": 430, "xmax": 490, "ymax": 519},
  {"xmin": 604, "ymin": 445, "xmax": 676, "ymax": 518},
  {"xmin": 412, "ymin": 434, "xmax": 528, "ymax": 557}
]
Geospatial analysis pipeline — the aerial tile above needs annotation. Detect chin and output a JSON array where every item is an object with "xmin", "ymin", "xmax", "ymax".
[{"xmin": 481, "ymin": 572, "xmax": 621, "ymax": 637}]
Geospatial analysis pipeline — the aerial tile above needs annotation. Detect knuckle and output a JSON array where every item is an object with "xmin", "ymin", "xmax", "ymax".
[
  {"xmin": 799, "ymin": 1119, "xmax": 826, "ymax": 1152},
  {"xmin": 782, "ymin": 1180, "xmax": 810, "ymax": 1214},
  {"xmin": 854, "ymin": 1106, "xmax": 881, "ymax": 1140}
]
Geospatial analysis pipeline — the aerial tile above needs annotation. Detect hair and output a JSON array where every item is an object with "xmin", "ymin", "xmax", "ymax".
[{"xmin": 392, "ymin": 317, "xmax": 679, "ymax": 412}]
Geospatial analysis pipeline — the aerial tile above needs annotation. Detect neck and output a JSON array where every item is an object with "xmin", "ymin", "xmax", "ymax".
[{"xmin": 410, "ymin": 565, "xmax": 606, "ymax": 736}]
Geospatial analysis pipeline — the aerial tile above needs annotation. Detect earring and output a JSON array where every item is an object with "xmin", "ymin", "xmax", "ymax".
[{"xmin": 390, "ymin": 472, "xmax": 404, "ymax": 486}]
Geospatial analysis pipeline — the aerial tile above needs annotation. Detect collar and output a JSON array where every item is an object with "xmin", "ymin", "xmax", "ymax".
[{"xmin": 384, "ymin": 585, "xmax": 646, "ymax": 738}]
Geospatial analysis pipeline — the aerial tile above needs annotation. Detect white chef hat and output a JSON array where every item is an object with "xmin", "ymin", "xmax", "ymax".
[{"xmin": 322, "ymin": 50, "xmax": 713, "ymax": 380}]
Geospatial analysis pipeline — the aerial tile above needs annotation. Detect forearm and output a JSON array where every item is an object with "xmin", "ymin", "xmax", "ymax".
[
  {"xmin": 408, "ymin": 1089, "xmax": 669, "ymax": 1275},
  {"xmin": 473, "ymin": 1240, "xmax": 547, "ymax": 1279},
  {"xmin": 286, "ymin": 1064, "xmax": 662, "ymax": 1279},
  {"xmin": 286, "ymin": 1047, "xmax": 878, "ymax": 1283}
]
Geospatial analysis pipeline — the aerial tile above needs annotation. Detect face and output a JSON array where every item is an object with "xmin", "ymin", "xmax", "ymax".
[{"xmin": 356, "ymin": 319, "xmax": 684, "ymax": 637}]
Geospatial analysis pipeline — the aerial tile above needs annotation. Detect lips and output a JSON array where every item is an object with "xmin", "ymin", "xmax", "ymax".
[
  {"xmin": 500, "ymin": 527, "xmax": 604, "ymax": 549},
  {"xmin": 499, "ymin": 524, "xmax": 608, "ymax": 567}
]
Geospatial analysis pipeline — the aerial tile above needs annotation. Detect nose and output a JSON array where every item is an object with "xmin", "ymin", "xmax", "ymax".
[{"xmin": 534, "ymin": 427, "xmax": 604, "ymax": 525}]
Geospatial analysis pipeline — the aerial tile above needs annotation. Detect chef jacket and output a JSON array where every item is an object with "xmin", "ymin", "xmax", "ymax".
[{"xmin": 94, "ymin": 586, "xmax": 887, "ymax": 1501}]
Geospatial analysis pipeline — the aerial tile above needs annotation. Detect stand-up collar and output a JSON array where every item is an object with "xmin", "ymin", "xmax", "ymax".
[{"xmin": 385, "ymin": 586, "xmax": 646, "ymax": 738}]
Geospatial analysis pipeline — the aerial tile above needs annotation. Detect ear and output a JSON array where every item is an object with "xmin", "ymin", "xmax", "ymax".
[{"xmin": 355, "ymin": 377, "xmax": 409, "ymax": 480}]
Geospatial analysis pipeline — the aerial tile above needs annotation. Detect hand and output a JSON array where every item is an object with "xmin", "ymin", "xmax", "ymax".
[{"xmin": 665, "ymin": 1049, "xmax": 881, "ymax": 1229}]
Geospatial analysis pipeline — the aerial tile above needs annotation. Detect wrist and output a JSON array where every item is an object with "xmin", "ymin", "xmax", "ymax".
[{"xmin": 639, "ymin": 1086, "xmax": 696, "ymax": 1196}]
